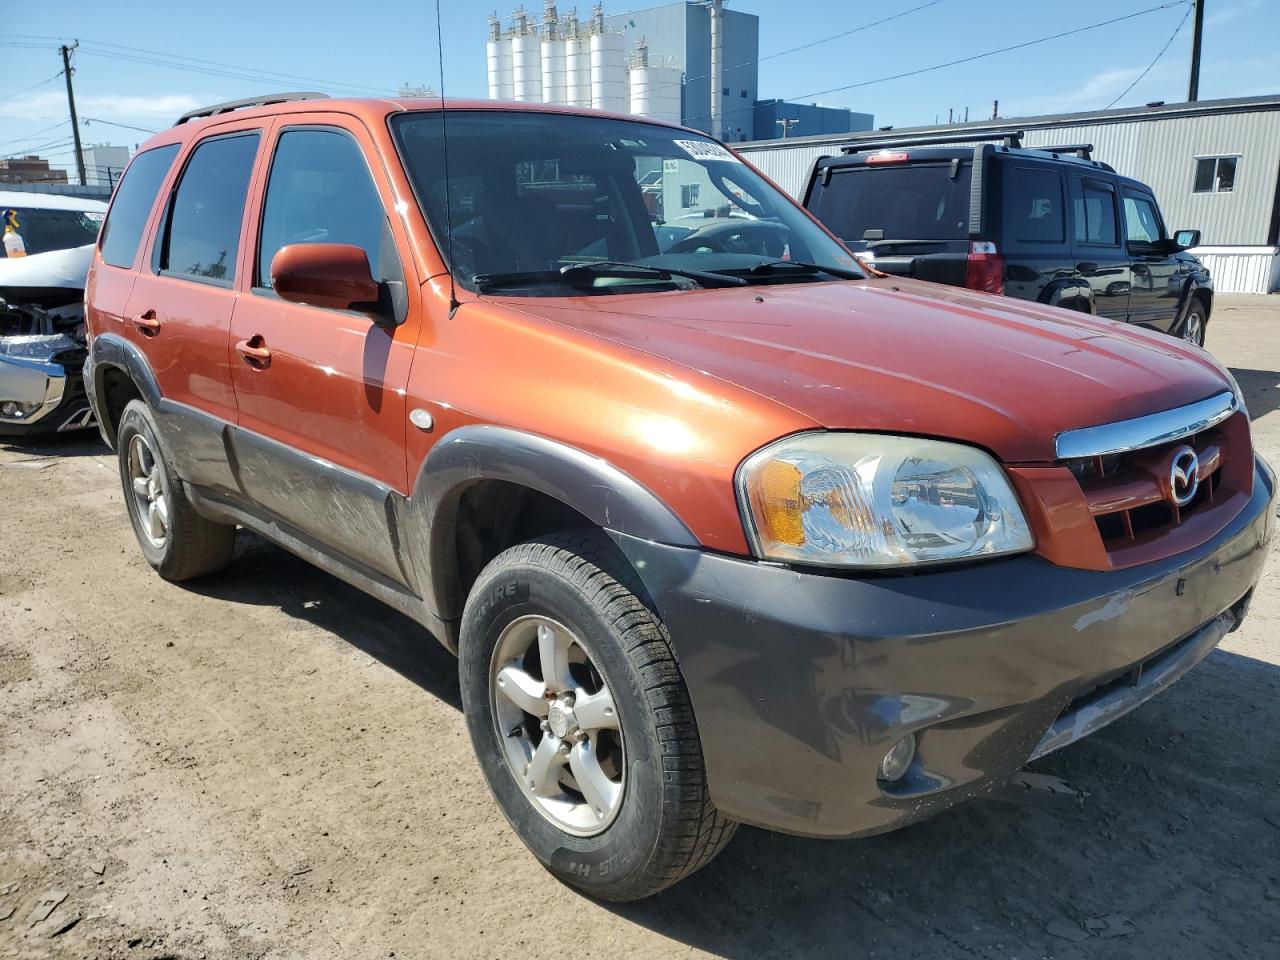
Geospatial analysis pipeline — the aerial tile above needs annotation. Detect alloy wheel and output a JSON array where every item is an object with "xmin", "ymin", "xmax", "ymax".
[
  {"xmin": 1183, "ymin": 309, "xmax": 1205, "ymax": 346},
  {"xmin": 490, "ymin": 614, "xmax": 625, "ymax": 836},
  {"xmin": 127, "ymin": 433, "xmax": 170, "ymax": 547}
]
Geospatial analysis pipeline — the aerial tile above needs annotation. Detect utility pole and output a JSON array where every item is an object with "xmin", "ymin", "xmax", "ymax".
[
  {"xmin": 1187, "ymin": 0, "xmax": 1204, "ymax": 102},
  {"xmin": 60, "ymin": 42, "xmax": 87, "ymax": 187},
  {"xmin": 992, "ymin": 99, "xmax": 999, "ymax": 120},
  {"xmin": 775, "ymin": 117, "xmax": 799, "ymax": 138}
]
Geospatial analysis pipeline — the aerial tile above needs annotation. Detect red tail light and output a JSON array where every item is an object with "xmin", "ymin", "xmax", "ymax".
[
  {"xmin": 866, "ymin": 151, "xmax": 909, "ymax": 165},
  {"xmin": 965, "ymin": 241, "xmax": 1005, "ymax": 295}
]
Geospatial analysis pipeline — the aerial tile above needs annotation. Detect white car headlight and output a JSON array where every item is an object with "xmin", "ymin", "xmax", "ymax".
[{"xmin": 736, "ymin": 433, "xmax": 1033, "ymax": 568}]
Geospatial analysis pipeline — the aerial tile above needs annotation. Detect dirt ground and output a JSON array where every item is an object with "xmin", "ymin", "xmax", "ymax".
[{"xmin": 3, "ymin": 295, "xmax": 1279, "ymax": 960}]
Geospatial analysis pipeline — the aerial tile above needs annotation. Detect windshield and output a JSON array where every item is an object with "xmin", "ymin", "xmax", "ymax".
[
  {"xmin": 391, "ymin": 110, "xmax": 862, "ymax": 295},
  {"xmin": 1, "ymin": 206, "xmax": 104, "ymax": 258},
  {"xmin": 808, "ymin": 163, "xmax": 972, "ymax": 247}
]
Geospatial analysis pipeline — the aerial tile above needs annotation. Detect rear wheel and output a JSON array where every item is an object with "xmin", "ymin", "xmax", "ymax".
[
  {"xmin": 458, "ymin": 531, "xmax": 736, "ymax": 900},
  {"xmin": 1181, "ymin": 301, "xmax": 1207, "ymax": 347},
  {"xmin": 117, "ymin": 400, "xmax": 236, "ymax": 581}
]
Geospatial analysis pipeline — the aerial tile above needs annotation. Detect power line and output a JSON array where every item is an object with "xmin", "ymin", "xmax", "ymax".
[
  {"xmin": 0, "ymin": 119, "xmax": 70, "ymax": 148},
  {"xmin": 0, "ymin": 69, "xmax": 64, "ymax": 105},
  {"xmin": 1105, "ymin": 2, "xmax": 1192, "ymax": 108},
  {"xmin": 686, "ymin": 0, "xmax": 1187, "ymax": 124},
  {"xmin": 80, "ymin": 116, "xmax": 158, "ymax": 135}
]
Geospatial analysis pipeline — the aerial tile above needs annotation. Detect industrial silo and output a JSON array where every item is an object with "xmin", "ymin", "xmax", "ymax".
[
  {"xmin": 628, "ymin": 38, "xmax": 682, "ymax": 125},
  {"xmin": 486, "ymin": 13, "xmax": 514, "ymax": 100},
  {"xmin": 540, "ymin": 2, "xmax": 566, "ymax": 105},
  {"xmin": 510, "ymin": 8, "xmax": 543, "ymax": 102}
]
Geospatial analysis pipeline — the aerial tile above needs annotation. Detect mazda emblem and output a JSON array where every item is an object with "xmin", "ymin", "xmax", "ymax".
[{"xmin": 1169, "ymin": 446, "xmax": 1200, "ymax": 507}]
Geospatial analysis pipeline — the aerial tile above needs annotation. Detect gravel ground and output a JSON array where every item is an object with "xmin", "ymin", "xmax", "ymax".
[{"xmin": 2, "ymin": 294, "xmax": 1279, "ymax": 960}]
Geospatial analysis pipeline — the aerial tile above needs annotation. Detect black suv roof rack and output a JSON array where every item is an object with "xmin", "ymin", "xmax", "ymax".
[
  {"xmin": 175, "ymin": 92, "xmax": 329, "ymax": 126},
  {"xmin": 1039, "ymin": 143, "xmax": 1094, "ymax": 159},
  {"xmin": 840, "ymin": 129, "xmax": 1024, "ymax": 153}
]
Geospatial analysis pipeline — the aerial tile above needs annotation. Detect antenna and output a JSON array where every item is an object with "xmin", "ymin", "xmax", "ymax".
[{"xmin": 435, "ymin": 0, "xmax": 460, "ymax": 316}]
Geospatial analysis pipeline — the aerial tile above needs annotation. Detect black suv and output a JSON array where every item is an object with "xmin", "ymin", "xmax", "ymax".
[{"xmin": 801, "ymin": 131, "xmax": 1212, "ymax": 346}]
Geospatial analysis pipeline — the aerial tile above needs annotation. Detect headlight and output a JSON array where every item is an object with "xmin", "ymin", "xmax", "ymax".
[
  {"xmin": 736, "ymin": 433, "xmax": 1033, "ymax": 568},
  {"xmin": 0, "ymin": 333, "xmax": 80, "ymax": 361}
]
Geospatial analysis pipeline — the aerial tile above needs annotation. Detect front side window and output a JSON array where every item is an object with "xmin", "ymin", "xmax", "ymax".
[
  {"xmin": 159, "ymin": 132, "xmax": 260, "ymax": 284},
  {"xmin": 1123, "ymin": 194, "xmax": 1164, "ymax": 247},
  {"xmin": 1193, "ymin": 156, "xmax": 1237, "ymax": 194},
  {"xmin": 1073, "ymin": 181, "xmax": 1118, "ymax": 246},
  {"xmin": 257, "ymin": 127, "xmax": 401, "ymax": 291},
  {"xmin": 99, "ymin": 144, "xmax": 179, "ymax": 268},
  {"xmin": 1006, "ymin": 167, "xmax": 1064, "ymax": 245},
  {"xmin": 391, "ymin": 110, "xmax": 862, "ymax": 296}
]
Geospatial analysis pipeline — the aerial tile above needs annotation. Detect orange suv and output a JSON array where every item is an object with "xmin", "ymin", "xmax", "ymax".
[{"xmin": 84, "ymin": 94, "xmax": 1274, "ymax": 900}]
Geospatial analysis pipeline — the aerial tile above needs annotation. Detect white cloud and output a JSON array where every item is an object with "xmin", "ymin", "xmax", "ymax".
[
  {"xmin": 0, "ymin": 91, "xmax": 204, "ymax": 122},
  {"xmin": 1206, "ymin": 0, "xmax": 1264, "ymax": 29}
]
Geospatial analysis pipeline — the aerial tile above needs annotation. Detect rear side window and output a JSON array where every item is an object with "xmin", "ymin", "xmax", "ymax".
[
  {"xmin": 1005, "ymin": 167, "xmax": 1064, "ymax": 244},
  {"xmin": 1073, "ymin": 180, "xmax": 1118, "ymax": 246},
  {"xmin": 808, "ymin": 163, "xmax": 972, "ymax": 242},
  {"xmin": 159, "ymin": 132, "xmax": 260, "ymax": 284},
  {"xmin": 99, "ymin": 144, "xmax": 179, "ymax": 269},
  {"xmin": 256, "ymin": 128, "xmax": 400, "ymax": 289}
]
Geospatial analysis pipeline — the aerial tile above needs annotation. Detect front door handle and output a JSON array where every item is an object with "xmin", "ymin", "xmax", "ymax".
[
  {"xmin": 235, "ymin": 336, "xmax": 272, "ymax": 369},
  {"xmin": 133, "ymin": 310, "xmax": 161, "ymax": 336}
]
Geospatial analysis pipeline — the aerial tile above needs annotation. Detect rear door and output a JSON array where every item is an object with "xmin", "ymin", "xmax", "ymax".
[
  {"xmin": 998, "ymin": 161, "xmax": 1075, "ymax": 303},
  {"xmin": 1121, "ymin": 188, "xmax": 1180, "ymax": 332},
  {"xmin": 1067, "ymin": 173, "xmax": 1129, "ymax": 321},
  {"xmin": 805, "ymin": 156, "xmax": 972, "ymax": 285},
  {"xmin": 226, "ymin": 116, "xmax": 420, "ymax": 584},
  {"xmin": 123, "ymin": 121, "xmax": 264, "ymax": 491}
]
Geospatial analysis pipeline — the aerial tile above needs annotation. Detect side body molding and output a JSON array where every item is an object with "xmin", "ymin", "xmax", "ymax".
[{"xmin": 404, "ymin": 425, "xmax": 699, "ymax": 629}]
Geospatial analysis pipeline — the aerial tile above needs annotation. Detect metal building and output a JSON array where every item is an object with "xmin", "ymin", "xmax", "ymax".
[{"xmin": 736, "ymin": 94, "xmax": 1280, "ymax": 293}]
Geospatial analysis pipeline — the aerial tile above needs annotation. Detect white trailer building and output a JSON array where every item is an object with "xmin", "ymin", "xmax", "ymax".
[{"xmin": 736, "ymin": 94, "xmax": 1280, "ymax": 294}]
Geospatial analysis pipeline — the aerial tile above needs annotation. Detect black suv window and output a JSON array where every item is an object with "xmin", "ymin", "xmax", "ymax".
[
  {"xmin": 810, "ymin": 163, "xmax": 971, "ymax": 242},
  {"xmin": 1073, "ymin": 179, "xmax": 1118, "ymax": 246},
  {"xmin": 256, "ymin": 128, "xmax": 401, "ymax": 291},
  {"xmin": 1122, "ymin": 192, "xmax": 1164, "ymax": 248},
  {"xmin": 1005, "ymin": 167, "xmax": 1064, "ymax": 245},
  {"xmin": 100, "ymin": 144, "xmax": 179, "ymax": 269},
  {"xmin": 158, "ymin": 132, "xmax": 260, "ymax": 284}
]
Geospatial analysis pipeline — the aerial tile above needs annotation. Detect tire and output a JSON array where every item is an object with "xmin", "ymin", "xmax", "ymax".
[
  {"xmin": 459, "ymin": 530, "xmax": 736, "ymax": 901},
  {"xmin": 116, "ymin": 400, "xmax": 236, "ymax": 581},
  {"xmin": 1181, "ymin": 300, "xmax": 1207, "ymax": 347}
]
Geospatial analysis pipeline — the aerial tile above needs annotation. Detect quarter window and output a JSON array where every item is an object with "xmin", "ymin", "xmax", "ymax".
[
  {"xmin": 1007, "ymin": 167, "xmax": 1064, "ymax": 244},
  {"xmin": 100, "ymin": 144, "xmax": 179, "ymax": 269},
  {"xmin": 1193, "ymin": 156, "xmax": 1237, "ymax": 194},
  {"xmin": 1073, "ymin": 181, "xmax": 1118, "ymax": 246},
  {"xmin": 256, "ymin": 128, "xmax": 400, "ymax": 291},
  {"xmin": 159, "ymin": 133, "xmax": 260, "ymax": 284}
]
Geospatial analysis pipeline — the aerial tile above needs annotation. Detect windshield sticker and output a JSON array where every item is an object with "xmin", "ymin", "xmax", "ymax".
[{"xmin": 672, "ymin": 139, "xmax": 741, "ymax": 164}]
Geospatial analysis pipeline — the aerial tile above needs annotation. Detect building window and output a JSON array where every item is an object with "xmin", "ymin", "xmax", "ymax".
[
  {"xmin": 740, "ymin": 89, "xmax": 747, "ymax": 98},
  {"xmin": 1193, "ymin": 156, "xmax": 1237, "ymax": 193},
  {"xmin": 722, "ymin": 87, "xmax": 729, "ymax": 96},
  {"xmin": 681, "ymin": 184, "xmax": 700, "ymax": 208}
]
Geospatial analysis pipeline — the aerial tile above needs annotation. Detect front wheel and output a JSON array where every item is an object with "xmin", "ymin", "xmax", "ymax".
[
  {"xmin": 458, "ymin": 531, "xmax": 736, "ymax": 901},
  {"xmin": 1181, "ymin": 301, "xmax": 1207, "ymax": 347}
]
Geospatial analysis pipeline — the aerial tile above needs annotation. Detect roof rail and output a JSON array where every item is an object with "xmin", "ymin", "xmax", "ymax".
[
  {"xmin": 175, "ymin": 92, "xmax": 330, "ymax": 126},
  {"xmin": 1040, "ymin": 143, "xmax": 1095, "ymax": 159},
  {"xmin": 840, "ymin": 129, "xmax": 1024, "ymax": 153}
]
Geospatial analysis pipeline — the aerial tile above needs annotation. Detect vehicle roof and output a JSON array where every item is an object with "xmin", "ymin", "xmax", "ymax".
[
  {"xmin": 0, "ymin": 190, "xmax": 109, "ymax": 213},
  {"xmin": 140, "ymin": 96, "xmax": 701, "ymax": 152},
  {"xmin": 814, "ymin": 143, "xmax": 1114, "ymax": 175}
]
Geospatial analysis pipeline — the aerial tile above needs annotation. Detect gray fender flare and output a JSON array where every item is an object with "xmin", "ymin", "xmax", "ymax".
[
  {"xmin": 403, "ymin": 425, "xmax": 698, "ymax": 625},
  {"xmin": 86, "ymin": 332, "xmax": 163, "ymax": 446}
]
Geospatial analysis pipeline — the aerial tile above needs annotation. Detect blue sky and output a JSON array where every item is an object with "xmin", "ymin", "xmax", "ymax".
[{"xmin": 2, "ymin": 0, "xmax": 1277, "ymax": 176}]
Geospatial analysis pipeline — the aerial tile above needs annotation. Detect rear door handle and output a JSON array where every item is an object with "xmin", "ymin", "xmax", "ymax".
[
  {"xmin": 133, "ymin": 310, "xmax": 161, "ymax": 335},
  {"xmin": 235, "ymin": 336, "xmax": 272, "ymax": 369}
]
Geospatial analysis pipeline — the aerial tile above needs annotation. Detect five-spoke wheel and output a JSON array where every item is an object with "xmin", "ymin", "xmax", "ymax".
[{"xmin": 127, "ymin": 432, "xmax": 170, "ymax": 547}]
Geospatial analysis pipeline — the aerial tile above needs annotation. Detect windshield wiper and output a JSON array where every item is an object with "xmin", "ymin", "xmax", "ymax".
[
  {"xmin": 737, "ymin": 259, "xmax": 863, "ymax": 281},
  {"xmin": 473, "ymin": 261, "xmax": 746, "ymax": 293}
]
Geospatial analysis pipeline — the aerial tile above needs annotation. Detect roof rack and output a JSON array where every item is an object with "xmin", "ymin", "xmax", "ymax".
[
  {"xmin": 841, "ymin": 129, "xmax": 1024, "ymax": 153},
  {"xmin": 1039, "ymin": 143, "xmax": 1094, "ymax": 159},
  {"xmin": 175, "ymin": 92, "xmax": 329, "ymax": 126}
]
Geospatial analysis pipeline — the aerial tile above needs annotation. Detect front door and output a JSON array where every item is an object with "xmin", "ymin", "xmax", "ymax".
[
  {"xmin": 227, "ymin": 118, "xmax": 420, "ymax": 584},
  {"xmin": 1122, "ymin": 190, "xmax": 1180, "ymax": 332}
]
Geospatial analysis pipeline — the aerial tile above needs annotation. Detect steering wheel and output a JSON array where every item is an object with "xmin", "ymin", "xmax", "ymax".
[{"xmin": 666, "ymin": 229, "xmax": 731, "ymax": 255}]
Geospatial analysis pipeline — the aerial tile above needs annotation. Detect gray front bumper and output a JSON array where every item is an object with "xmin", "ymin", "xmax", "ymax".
[{"xmin": 610, "ymin": 456, "xmax": 1275, "ymax": 839}]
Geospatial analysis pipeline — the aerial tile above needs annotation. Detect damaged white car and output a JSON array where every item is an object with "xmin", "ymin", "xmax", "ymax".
[{"xmin": 1, "ymin": 190, "xmax": 107, "ymax": 437}]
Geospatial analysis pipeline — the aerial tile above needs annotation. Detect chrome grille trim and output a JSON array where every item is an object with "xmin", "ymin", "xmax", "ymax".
[{"xmin": 1054, "ymin": 391, "xmax": 1238, "ymax": 460}]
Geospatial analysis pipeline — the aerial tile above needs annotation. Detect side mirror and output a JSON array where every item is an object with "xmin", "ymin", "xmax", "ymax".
[
  {"xmin": 1172, "ymin": 229, "xmax": 1201, "ymax": 250},
  {"xmin": 271, "ymin": 243, "xmax": 381, "ymax": 314}
]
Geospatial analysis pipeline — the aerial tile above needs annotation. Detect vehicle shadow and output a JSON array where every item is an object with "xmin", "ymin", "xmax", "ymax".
[
  {"xmin": 0, "ymin": 432, "xmax": 105, "ymax": 458},
  {"xmin": 188, "ymin": 529, "xmax": 462, "ymax": 710},
  {"xmin": 605, "ymin": 646, "xmax": 1280, "ymax": 958},
  {"xmin": 1230, "ymin": 366, "xmax": 1280, "ymax": 423}
]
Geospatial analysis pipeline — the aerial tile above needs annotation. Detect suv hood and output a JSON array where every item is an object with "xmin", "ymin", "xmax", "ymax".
[{"xmin": 499, "ymin": 277, "xmax": 1231, "ymax": 463}]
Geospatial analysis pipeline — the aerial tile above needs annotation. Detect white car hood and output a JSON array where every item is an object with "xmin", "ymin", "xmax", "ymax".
[{"xmin": 0, "ymin": 244, "xmax": 94, "ymax": 291}]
